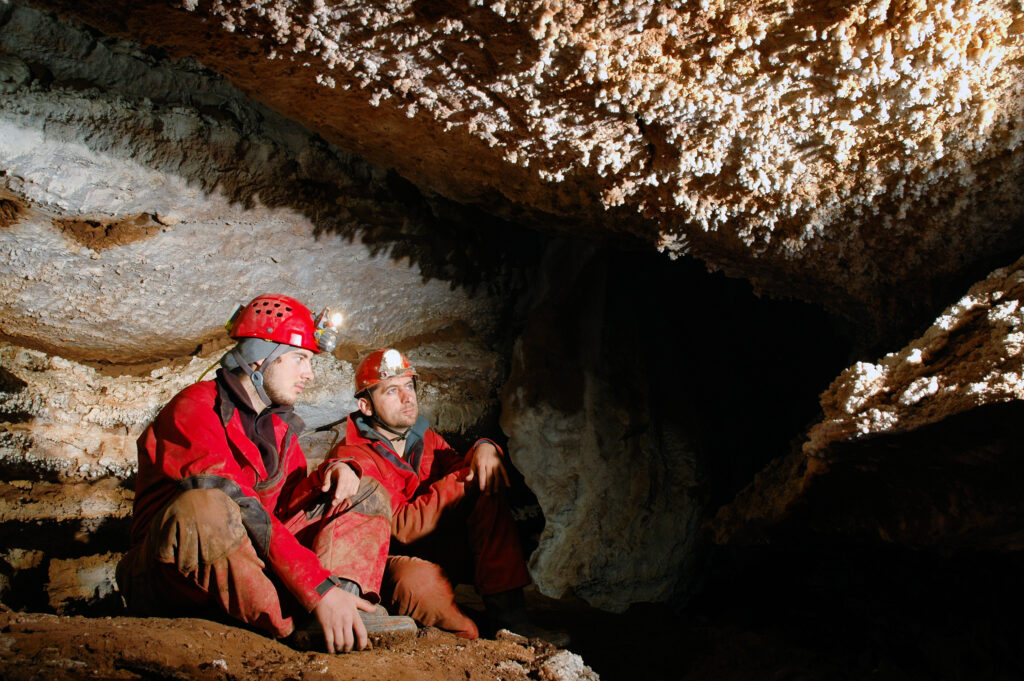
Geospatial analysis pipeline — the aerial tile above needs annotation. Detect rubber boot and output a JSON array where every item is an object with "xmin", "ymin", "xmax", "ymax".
[
  {"xmin": 360, "ymin": 604, "xmax": 419, "ymax": 636},
  {"xmin": 482, "ymin": 588, "xmax": 570, "ymax": 647}
]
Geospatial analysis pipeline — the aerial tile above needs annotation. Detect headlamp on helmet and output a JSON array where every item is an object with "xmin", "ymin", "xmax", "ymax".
[
  {"xmin": 314, "ymin": 308, "xmax": 343, "ymax": 354},
  {"xmin": 355, "ymin": 348, "xmax": 418, "ymax": 396},
  {"xmin": 216, "ymin": 294, "xmax": 335, "ymax": 406}
]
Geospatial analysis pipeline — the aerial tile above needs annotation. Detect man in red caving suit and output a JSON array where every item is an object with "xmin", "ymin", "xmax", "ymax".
[
  {"xmin": 116, "ymin": 295, "xmax": 414, "ymax": 653},
  {"xmin": 324, "ymin": 348, "xmax": 568, "ymax": 645}
]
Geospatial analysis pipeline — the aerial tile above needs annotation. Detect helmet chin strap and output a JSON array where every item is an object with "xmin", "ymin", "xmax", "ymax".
[
  {"xmin": 232, "ymin": 343, "xmax": 289, "ymax": 408},
  {"xmin": 365, "ymin": 393, "xmax": 411, "ymax": 442}
]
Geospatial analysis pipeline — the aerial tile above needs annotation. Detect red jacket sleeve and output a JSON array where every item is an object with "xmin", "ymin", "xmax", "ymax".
[
  {"xmin": 391, "ymin": 467, "xmax": 471, "ymax": 543},
  {"xmin": 390, "ymin": 431, "xmax": 484, "ymax": 543},
  {"xmin": 424, "ymin": 431, "xmax": 469, "ymax": 477}
]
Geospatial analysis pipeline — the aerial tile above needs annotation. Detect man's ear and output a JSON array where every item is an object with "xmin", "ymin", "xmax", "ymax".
[{"xmin": 357, "ymin": 396, "xmax": 373, "ymax": 417}]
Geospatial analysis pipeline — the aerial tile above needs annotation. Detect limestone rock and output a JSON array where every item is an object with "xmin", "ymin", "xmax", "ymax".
[
  {"xmin": 21, "ymin": 0, "xmax": 1024, "ymax": 335},
  {"xmin": 538, "ymin": 650, "xmax": 600, "ymax": 681},
  {"xmin": 0, "ymin": 480, "xmax": 132, "ymax": 525},
  {"xmin": 0, "ymin": 480, "xmax": 130, "ymax": 613},
  {"xmin": 0, "ymin": 343, "xmax": 210, "ymax": 480},
  {"xmin": 47, "ymin": 553, "xmax": 121, "ymax": 614},
  {"xmin": 711, "ymin": 254, "xmax": 1024, "ymax": 546},
  {"xmin": 501, "ymin": 243, "xmax": 704, "ymax": 611}
]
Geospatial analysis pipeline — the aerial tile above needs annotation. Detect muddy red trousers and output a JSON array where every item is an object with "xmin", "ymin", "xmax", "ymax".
[
  {"xmin": 381, "ymin": 482, "xmax": 531, "ymax": 639},
  {"xmin": 116, "ymin": 478, "xmax": 391, "ymax": 638}
]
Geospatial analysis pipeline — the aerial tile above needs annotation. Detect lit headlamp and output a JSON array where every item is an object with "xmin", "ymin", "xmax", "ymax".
[{"xmin": 314, "ymin": 308, "xmax": 343, "ymax": 353}]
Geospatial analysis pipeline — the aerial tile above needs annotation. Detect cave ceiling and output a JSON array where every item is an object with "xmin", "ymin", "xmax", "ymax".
[{"xmin": 16, "ymin": 0, "xmax": 1024, "ymax": 337}]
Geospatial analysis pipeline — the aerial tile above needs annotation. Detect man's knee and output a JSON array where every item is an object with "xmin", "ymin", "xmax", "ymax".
[
  {"xmin": 348, "ymin": 476, "xmax": 392, "ymax": 521},
  {"xmin": 152, "ymin": 488, "xmax": 248, "ymax": 570},
  {"xmin": 386, "ymin": 556, "xmax": 478, "ymax": 638},
  {"xmin": 388, "ymin": 555, "xmax": 447, "ymax": 590}
]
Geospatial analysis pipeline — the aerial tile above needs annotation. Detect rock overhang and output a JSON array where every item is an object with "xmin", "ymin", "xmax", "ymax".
[{"xmin": 15, "ymin": 0, "xmax": 1024, "ymax": 338}]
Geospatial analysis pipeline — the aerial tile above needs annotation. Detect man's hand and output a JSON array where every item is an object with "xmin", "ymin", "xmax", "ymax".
[
  {"xmin": 312, "ymin": 586, "xmax": 376, "ymax": 653},
  {"xmin": 321, "ymin": 461, "xmax": 360, "ymax": 509},
  {"xmin": 464, "ymin": 441, "xmax": 509, "ymax": 494}
]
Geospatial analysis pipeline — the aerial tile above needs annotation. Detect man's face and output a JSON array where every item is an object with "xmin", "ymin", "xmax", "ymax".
[
  {"xmin": 359, "ymin": 375, "xmax": 418, "ymax": 429},
  {"xmin": 260, "ymin": 349, "xmax": 314, "ymax": 406}
]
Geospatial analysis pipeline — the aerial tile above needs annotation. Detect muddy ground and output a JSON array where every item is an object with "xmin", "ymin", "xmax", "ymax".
[
  {"xmin": 3, "ymin": 547, "xmax": 1024, "ymax": 681},
  {"xmin": 0, "ymin": 610, "xmax": 590, "ymax": 681}
]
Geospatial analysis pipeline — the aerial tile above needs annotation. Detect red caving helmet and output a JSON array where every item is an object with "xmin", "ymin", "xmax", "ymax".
[
  {"xmin": 355, "ymin": 348, "xmax": 417, "ymax": 395},
  {"xmin": 226, "ymin": 294, "xmax": 321, "ymax": 353}
]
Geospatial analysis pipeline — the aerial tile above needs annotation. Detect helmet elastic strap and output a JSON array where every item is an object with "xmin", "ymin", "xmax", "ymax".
[
  {"xmin": 363, "ymin": 391, "xmax": 412, "ymax": 443},
  {"xmin": 232, "ymin": 342, "xmax": 290, "ymax": 407}
]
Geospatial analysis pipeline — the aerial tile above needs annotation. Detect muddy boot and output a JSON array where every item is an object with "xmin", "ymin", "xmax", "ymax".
[
  {"xmin": 289, "ymin": 580, "xmax": 417, "ymax": 651},
  {"xmin": 359, "ymin": 603, "xmax": 419, "ymax": 637},
  {"xmin": 483, "ymin": 588, "xmax": 570, "ymax": 648},
  {"xmin": 335, "ymin": 578, "xmax": 417, "ymax": 638}
]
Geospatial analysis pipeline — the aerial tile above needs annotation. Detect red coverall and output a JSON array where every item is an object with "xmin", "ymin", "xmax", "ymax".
[
  {"xmin": 116, "ymin": 370, "xmax": 391, "ymax": 638},
  {"xmin": 327, "ymin": 412, "xmax": 531, "ymax": 638}
]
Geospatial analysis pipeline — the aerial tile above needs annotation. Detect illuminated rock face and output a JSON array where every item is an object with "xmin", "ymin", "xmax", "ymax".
[
  {"xmin": 0, "ymin": 4, "xmax": 517, "ymax": 610},
  {"xmin": 498, "ymin": 244, "xmax": 708, "ymax": 611},
  {"xmin": 3, "ymin": 1, "xmax": 1024, "ymax": 614},
  {"xmin": 17, "ymin": 0, "xmax": 1024, "ymax": 334}
]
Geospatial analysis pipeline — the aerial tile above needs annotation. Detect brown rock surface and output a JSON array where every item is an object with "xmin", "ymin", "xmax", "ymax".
[{"xmin": 21, "ymin": 0, "xmax": 1024, "ymax": 334}]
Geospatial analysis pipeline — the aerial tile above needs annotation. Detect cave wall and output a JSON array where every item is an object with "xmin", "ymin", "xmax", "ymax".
[
  {"xmin": 499, "ymin": 239, "xmax": 852, "ymax": 610},
  {"xmin": 1, "ymin": 0, "xmax": 1024, "ymax": 618},
  {"xmin": 712, "ymin": 254, "xmax": 1024, "ymax": 547},
  {"xmin": 501, "ymin": 242, "xmax": 705, "ymax": 611}
]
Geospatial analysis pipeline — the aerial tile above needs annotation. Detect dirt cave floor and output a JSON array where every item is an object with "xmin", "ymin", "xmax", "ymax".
[
  {"xmin": 3, "ymin": 547, "xmax": 1024, "ymax": 681},
  {"xmin": 0, "ymin": 611, "xmax": 589, "ymax": 681}
]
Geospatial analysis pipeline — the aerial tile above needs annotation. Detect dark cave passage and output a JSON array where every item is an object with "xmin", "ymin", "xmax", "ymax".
[
  {"xmin": 488, "ymin": 242, "xmax": 1024, "ymax": 681},
  {"xmin": 543, "ymin": 544, "xmax": 1024, "ymax": 681}
]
